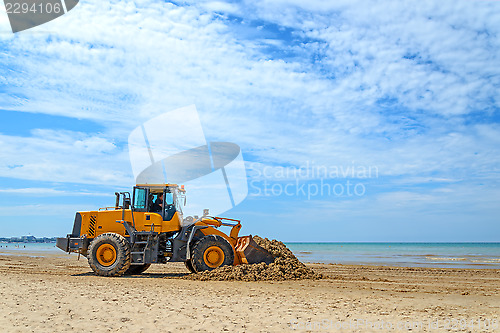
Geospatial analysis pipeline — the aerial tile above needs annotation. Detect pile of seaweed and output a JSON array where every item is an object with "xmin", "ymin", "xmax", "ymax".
[{"xmin": 185, "ymin": 236, "xmax": 322, "ymax": 281}]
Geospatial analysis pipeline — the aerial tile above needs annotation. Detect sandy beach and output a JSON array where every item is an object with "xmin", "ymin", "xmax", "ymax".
[{"xmin": 0, "ymin": 252, "xmax": 498, "ymax": 332}]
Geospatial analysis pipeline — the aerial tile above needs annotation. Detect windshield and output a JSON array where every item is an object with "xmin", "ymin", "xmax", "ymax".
[{"xmin": 173, "ymin": 189, "xmax": 183, "ymax": 215}]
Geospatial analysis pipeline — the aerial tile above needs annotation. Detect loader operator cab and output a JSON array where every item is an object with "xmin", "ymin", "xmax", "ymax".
[{"xmin": 132, "ymin": 184, "xmax": 185, "ymax": 221}]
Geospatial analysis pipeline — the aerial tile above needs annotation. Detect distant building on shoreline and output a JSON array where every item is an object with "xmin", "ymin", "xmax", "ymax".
[{"xmin": 0, "ymin": 236, "xmax": 56, "ymax": 243}]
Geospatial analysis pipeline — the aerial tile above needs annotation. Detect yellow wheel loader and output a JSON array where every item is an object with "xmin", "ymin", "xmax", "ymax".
[{"xmin": 56, "ymin": 184, "xmax": 274, "ymax": 276}]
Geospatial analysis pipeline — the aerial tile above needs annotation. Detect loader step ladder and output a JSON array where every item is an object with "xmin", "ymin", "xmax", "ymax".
[{"xmin": 116, "ymin": 220, "xmax": 159, "ymax": 265}]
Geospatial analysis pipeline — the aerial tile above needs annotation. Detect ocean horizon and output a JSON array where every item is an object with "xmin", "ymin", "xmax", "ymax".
[
  {"xmin": 287, "ymin": 242, "xmax": 500, "ymax": 269},
  {"xmin": 1, "ymin": 241, "xmax": 499, "ymax": 269}
]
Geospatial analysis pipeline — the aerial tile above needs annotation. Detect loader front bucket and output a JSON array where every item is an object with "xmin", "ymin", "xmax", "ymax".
[{"xmin": 235, "ymin": 235, "xmax": 275, "ymax": 265}]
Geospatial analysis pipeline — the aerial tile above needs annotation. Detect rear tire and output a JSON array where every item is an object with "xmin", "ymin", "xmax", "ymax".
[
  {"xmin": 190, "ymin": 235, "xmax": 234, "ymax": 272},
  {"xmin": 124, "ymin": 264, "xmax": 151, "ymax": 275},
  {"xmin": 88, "ymin": 233, "xmax": 131, "ymax": 277}
]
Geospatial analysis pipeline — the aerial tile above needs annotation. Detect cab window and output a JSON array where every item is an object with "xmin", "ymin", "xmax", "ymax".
[
  {"xmin": 165, "ymin": 192, "xmax": 174, "ymax": 205},
  {"xmin": 133, "ymin": 188, "xmax": 147, "ymax": 210}
]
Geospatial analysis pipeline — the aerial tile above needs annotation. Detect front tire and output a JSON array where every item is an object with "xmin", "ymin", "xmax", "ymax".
[
  {"xmin": 184, "ymin": 259, "xmax": 196, "ymax": 273},
  {"xmin": 88, "ymin": 233, "xmax": 131, "ymax": 277},
  {"xmin": 190, "ymin": 235, "xmax": 234, "ymax": 272}
]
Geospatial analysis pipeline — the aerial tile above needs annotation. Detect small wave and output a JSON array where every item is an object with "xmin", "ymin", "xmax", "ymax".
[
  {"xmin": 471, "ymin": 259, "xmax": 500, "ymax": 263},
  {"xmin": 426, "ymin": 257, "xmax": 468, "ymax": 261}
]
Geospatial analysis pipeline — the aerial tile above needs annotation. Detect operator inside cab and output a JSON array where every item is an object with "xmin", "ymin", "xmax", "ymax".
[
  {"xmin": 151, "ymin": 193, "xmax": 163, "ymax": 212},
  {"xmin": 150, "ymin": 191, "xmax": 176, "ymax": 220}
]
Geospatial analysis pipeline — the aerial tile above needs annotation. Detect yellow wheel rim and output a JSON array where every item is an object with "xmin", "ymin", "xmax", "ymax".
[
  {"xmin": 96, "ymin": 244, "xmax": 117, "ymax": 267},
  {"xmin": 204, "ymin": 246, "xmax": 225, "ymax": 268}
]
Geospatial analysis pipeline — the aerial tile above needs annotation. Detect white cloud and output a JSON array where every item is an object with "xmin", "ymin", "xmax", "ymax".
[
  {"xmin": 0, "ymin": 187, "xmax": 113, "ymax": 196},
  {"xmin": 0, "ymin": 0, "xmax": 498, "ymax": 204},
  {"xmin": 241, "ymin": 0, "xmax": 500, "ymax": 115},
  {"xmin": 0, "ymin": 130, "xmax": 132, "ymax": 185},
  {"xmin": 200, "ymin": 1, "xmax": 241, "ymax": 15},
  {"xmin": 0, "ymin": 203, "xmax": 95, "ymax": 216}
]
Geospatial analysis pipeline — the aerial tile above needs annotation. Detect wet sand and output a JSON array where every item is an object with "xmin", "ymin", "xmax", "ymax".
[{"xmin": 0, "ymin": 252, "xmax": 498, "ymax": 332}]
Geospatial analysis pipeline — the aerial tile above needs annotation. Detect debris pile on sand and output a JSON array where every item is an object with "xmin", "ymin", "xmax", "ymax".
[{"xmin": 185, "ymin": 236, "xmax": 322, "ymax": 281}]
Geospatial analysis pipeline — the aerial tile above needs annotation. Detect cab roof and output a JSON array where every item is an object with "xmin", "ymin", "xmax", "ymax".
[{"xmin": 135, "ymin": 184, "xmax": 185, "ymax": 192}]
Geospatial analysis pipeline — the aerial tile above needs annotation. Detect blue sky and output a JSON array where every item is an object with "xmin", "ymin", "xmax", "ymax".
[{"xmin": 0, "ymin": 0, "xmax": 499, "ymax": 241}]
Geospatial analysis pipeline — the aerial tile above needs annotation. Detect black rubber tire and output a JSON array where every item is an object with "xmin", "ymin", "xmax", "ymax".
[
  {"xmin": 184, "ymin": 259, "xmax": 196, "ymax": 273},
  {"xmin": 88, "ymin": 233, "xmax": 131, "ymax": 277},
  {"xmin": 190, "ymin": 235, "xmax": 234, "ymax": 273},
  {"xmin": 124, "ymin": 264, "xmax": 151, "ymax": 275}
]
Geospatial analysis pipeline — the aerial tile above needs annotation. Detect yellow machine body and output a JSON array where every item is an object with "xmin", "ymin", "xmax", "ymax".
[
  {"xmin": 77, "ymin": 210, "xmax": 244, "ymax": 265},
  {"xmin": 78, "ymin": 210, "xmax": 181, "ymax": 239},
  {"xmin": 56, "ymin": 183, "xmax": 274, "ymax": 275}
]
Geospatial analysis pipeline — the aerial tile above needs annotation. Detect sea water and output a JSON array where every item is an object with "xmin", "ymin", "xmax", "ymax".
[
  {"xmin": 0, "ymin": 242, "xmax": 58, "ymax": 254},
  {"xmin": 286, "ymin": 242, "xmax": 500, "ymax": 268},
  {"xmin": 2, "ymin": 242, "xmax": 499, "ymax": 268}
]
